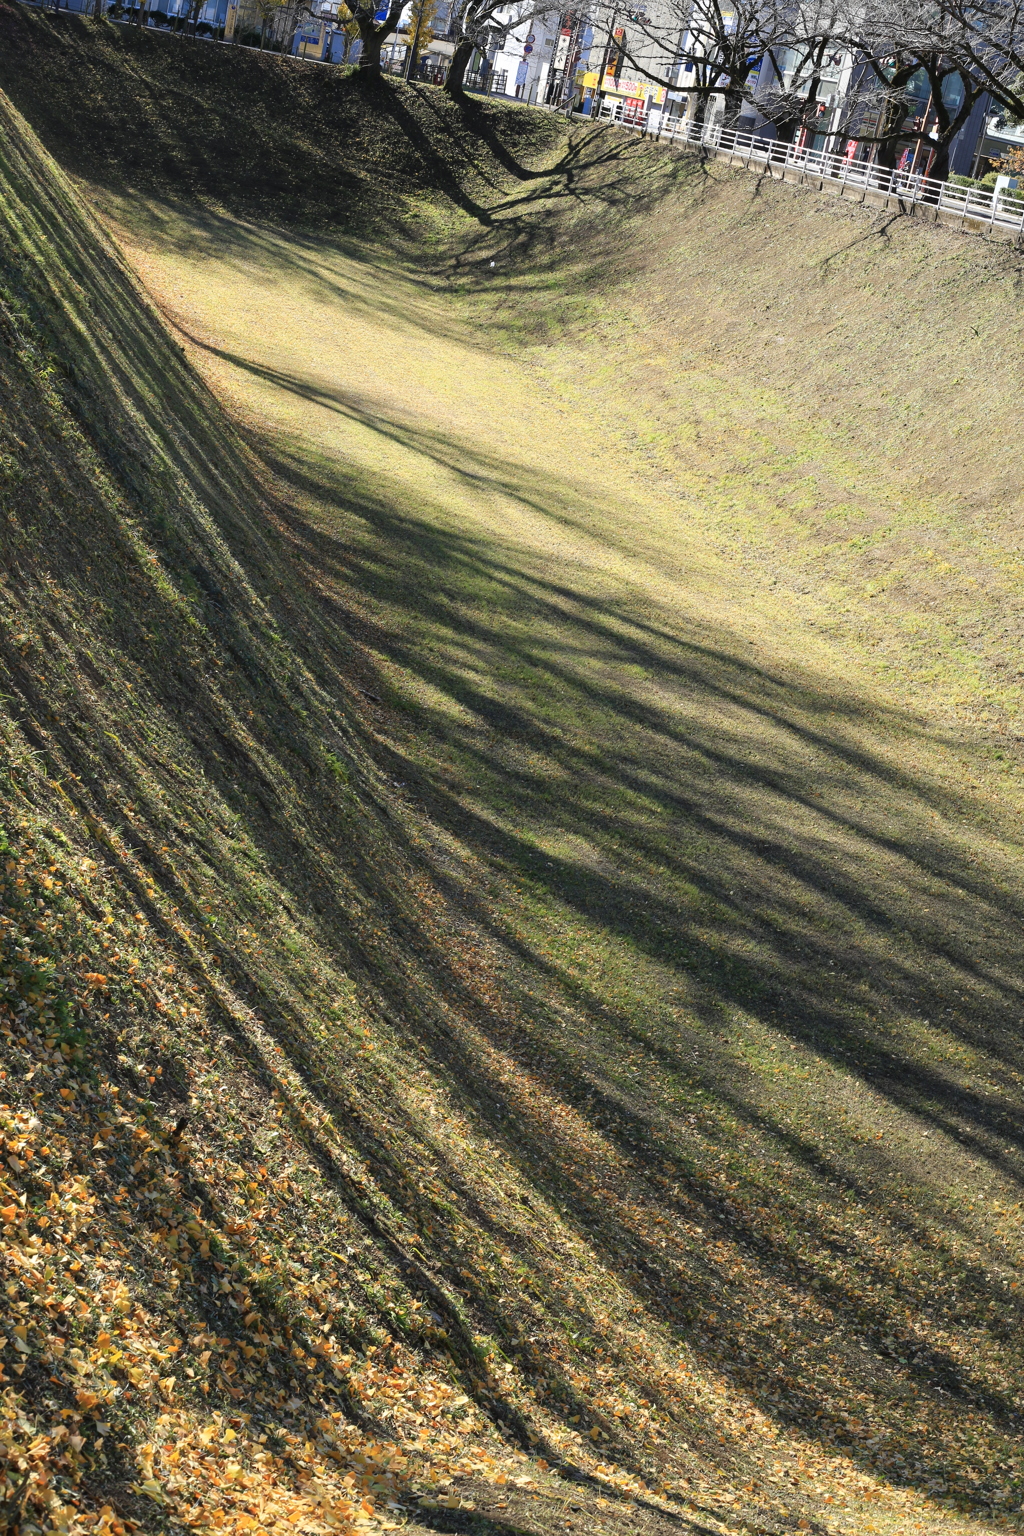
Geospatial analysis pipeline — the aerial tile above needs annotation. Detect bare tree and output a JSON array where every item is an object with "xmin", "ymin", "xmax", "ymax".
[
  {"xmin": 684, "ymin": 0, "xmax": 786, "ymax": 121},
  {"xmin": 913, "ymin": 50, "xmax": 986, "ymax": 179},
  {"xmin": 836, "ymin": 0, "xmax": 991, "ymax": 182},
  {"xmin": 443, "ymin": 0, "xmax": 560, "ymax": 96},
  {"xmin": 909, "ymin": 0, "xmax": 1024, "ymax": 124},
  {"xmin": 589, "ymin": 0, "xmax": 804, "ymax": 128},
  {"xmin": 443, "ymin": 0, "xmax": 508, "ymax": 95},
  {"xmin": 753, "ymin": 1, "xmax": 847, "ymax": 143}
]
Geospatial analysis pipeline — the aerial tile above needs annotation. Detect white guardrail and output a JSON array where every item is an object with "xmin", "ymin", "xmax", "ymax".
[{"xmin": 591, "ymin": 104, "xmax": 1024, "ymax": 238}]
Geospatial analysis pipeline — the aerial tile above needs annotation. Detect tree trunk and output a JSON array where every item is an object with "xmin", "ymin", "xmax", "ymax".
[
  {"xmin": 871, "ymin": 75, "xmax": 914, "ymax": 179},
  {"xmin": 444, "ymin": 36, "xmax": 473, "ymax": 95},
  {"xmin": 721, "ymin": 84, "xmax": 745, "ymax": 126},
  {"xmin": 921, "ymin": 135, "xmax": 952, "ymax": 199},
  {"xmin": 357, "ymin": 22, "xmax": 383, "ymax": 72},
  {"xmin": 405, "ymin": 32, "xmax": 420, "ymax": 81},
  {"xmin": 689, "ymin": 87, "xmax": 711, "ymax": 126},
  {"xmin": 874, "ymin": 135, "xmax": 899, "ymax": 173},
  {"xmin": 930, "ymin": 138, "xmax": 950, "ymax": 182},
  {"xmin": 873, "ymin": 102, "xmax": 905, "ymax": 174}
]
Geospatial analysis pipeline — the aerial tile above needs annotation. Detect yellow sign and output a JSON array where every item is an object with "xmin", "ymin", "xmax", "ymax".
[
  {"xmin": 601, "ymin": 76, "xmax": 665, "ymax": 103},
  {"xmin": 580, "ymin": 70, "xmax": 599, "ymax": 87},
  {"xmin": 297, "ymin": 21, "xmax": 326, "ymax": 56}
]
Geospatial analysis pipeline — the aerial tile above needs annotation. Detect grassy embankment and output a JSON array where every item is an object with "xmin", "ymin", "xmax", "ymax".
[{"xmin": 2, "ymin": 12, "xmax": 1024, "ymax": 1536}]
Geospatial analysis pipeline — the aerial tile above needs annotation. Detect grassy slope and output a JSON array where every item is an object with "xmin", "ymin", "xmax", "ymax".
[
  {"xmin": 0, "ymin": 2, "xmax": 562, "ymax": 237},
  {"xmin": 0, "ymin": 48, "xmax": 602, "ymax": 1536},
  {"xmin": 118, "ymin": 142, "xmax": 1024, "ymax": 1536},
  {"xmin": 467, "ymin": 150, "xmax": 1024, "ymax": 735},
  {"xmin": 1, "ymin": 12, "xmax": 1024, "ymax": 1536}
]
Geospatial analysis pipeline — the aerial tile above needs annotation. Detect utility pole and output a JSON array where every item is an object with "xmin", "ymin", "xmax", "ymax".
[
  {"xmin": 598, "ymin": 5, "xmax": 618, "ymax": 108},
  {"xmin": 546, "ymin": 9, "xmax": 589, "ymax": 109}
]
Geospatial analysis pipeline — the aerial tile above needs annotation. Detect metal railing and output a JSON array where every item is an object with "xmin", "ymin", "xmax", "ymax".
[
  {"xmin": 17, "ymin": 0, "xmax": 1024, "ymax": 233},
  {"xmin": 465, "ymin": 68, "xmax": 508, "ymax": 95},
  {"xmin": 595, "ymin": 103, "xmax": 1024, "ymax": 238}
]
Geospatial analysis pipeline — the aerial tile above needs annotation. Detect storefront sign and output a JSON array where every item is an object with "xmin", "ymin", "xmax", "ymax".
[{"xmin": 601, "ymin": 75, "xmax": 665, "ymax": 103}]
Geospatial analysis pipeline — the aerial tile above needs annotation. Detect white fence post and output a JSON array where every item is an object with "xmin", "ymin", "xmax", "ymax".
[{"xmin": 838, "ymin": 151, "xmax": 850, "ymax": 195}]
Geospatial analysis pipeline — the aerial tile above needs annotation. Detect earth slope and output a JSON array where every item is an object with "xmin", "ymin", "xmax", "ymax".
[{"xmin": 2, "ymin": 15, "xmax": 1024, "ymax": 1536}]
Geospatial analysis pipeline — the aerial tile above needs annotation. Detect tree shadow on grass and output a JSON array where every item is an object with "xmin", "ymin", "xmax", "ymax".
[
  {"xmin": 8, "ymin": 58, "xmax": 1023, "ymax": 1517},
  {"xmin": 117, "ymin": 271, "xmax": 1024, "ymax": 1207},
  {"xmin": 235, "ymin": 393, "xmax": 1024, "ymax": 1139},
  {"xmin": 231, "ymin": 411, "xmax": 1024, "ymax": 1511},
  {"xmin": 0, "ymin": 7, "xmax": 696, "ymax": 272}
]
